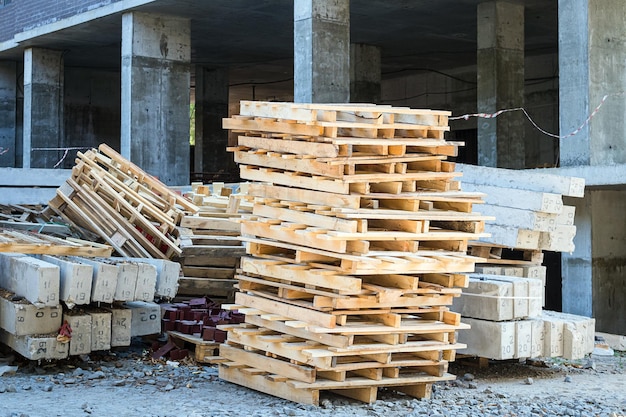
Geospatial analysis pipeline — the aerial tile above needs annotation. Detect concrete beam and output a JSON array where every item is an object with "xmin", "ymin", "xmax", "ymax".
[
  {"xmin": 121, "ymin": 12, "xmax": 191, "ymax": 186},
  {"xmin": 0, "ymin": 253, "xmax": 60, "ymax": 307},
  {"xmin": 125, "ymin": 301, "xmax": 161, "ymax": 336},
  {"xmin": 294, "ymin": 0, "xmax": 350, "ymax": 103},
  {"xmin": 64, "ymin": 312, "xmax": 92, "ymax": 356},
  {"xmin": 476, "ymin": 1, "xmax": 525, "ymax": 168},
  {"xmin": 40, "ymin": 255, "xmax": 93, "ymax": 308}
]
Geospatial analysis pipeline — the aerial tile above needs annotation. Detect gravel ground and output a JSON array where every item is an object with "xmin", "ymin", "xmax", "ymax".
[{"xmin": 0, "ymin": 341, "xmax": 624, "ymax": 417}]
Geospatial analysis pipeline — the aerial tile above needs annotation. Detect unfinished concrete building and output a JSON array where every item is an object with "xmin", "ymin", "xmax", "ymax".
[{"xmin": 0, "ymin": 0, "xmax": 624, "ymax": 336}]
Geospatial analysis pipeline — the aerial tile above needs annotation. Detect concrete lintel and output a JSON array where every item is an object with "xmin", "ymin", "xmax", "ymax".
[{"xmin": 535, "ymin": 164, "xmax": 626, "ymax": 189}]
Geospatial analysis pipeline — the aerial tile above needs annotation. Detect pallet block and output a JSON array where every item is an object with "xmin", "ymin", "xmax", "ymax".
[{"xmin": 167, "ymin": 331, "xmax": 219, "ymax": 363}]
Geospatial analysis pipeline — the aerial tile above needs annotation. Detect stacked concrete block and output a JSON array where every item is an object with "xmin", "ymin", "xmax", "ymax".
[
  {"xmin": 0, "ymin": 291, "xmax": 62, "ymax": 336},
  {"xmin": 72, "ymin": 257, "xmax": 117, "ymax": 304},
  {"xmin": 457, "ymin": 163, "xmax": 583, "ymax": 252},
  {"xmin": 457, "ymin": 311, "xmax": 595, "ymax": 361},
  {"xmin": 125, "ymin": 257, "xmax": 180, "ymax": 299},
  {"xmin": 64, "ymin": 311, "xmax": 92, "ymax": 356},
  {"xmin": 452, "ymin": 274, "xmax": 542, "ymax": 321},
  {"xmin": 40, "ymin": 255, "xmax": 93, "ymax": 308},
  {"xmin": 89, "ymin": 310, "xmax": 112, "ymax": 351},
  {"xmin": 125, "ymin": 301, "xmax": 161, "ymax": 337},
  {"xmin": 0, "ymin": 253, "xmax": 60, "ymax": 307},
  {"xmin": 0, "ymin": 329, "xmax": 69, "ymax": 360},
  {"xmin": 108, "ymin": 306, "xmax": 132, "ymax": 347}
]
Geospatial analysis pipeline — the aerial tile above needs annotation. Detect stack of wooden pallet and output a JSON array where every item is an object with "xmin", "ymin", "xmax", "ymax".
[
  {"xmin": 216, "ymin": 101, "xmax": 491, "ymax": 405},
  {"xmin": 43, "ymin": 144, "xmax": 198, "ymax": 260},
  {"xmin": 450, "ymin": 164, "xmax": 593, "ymax": 361},
  {"xmin": 176, "ymin": 183, "xmax": 251, "ymax": 301}
]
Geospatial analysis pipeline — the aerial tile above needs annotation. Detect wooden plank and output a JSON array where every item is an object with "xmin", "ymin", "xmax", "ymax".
[
  {"xmin": 219, "ymin": 364, "xmax": 320, "ymax": 405},
  {"xmin": 235, "ymin": 292, "xmax": 337, "ymax": 329},
  {"xmin": 238, "ymin": 136, "xmax": 339, "ymax": 158},
  {"xmin": 240, "ymin": 165, "xmax": 350, "ymax": 194},
  {"xmin": 223, "ymin": 116, "xmax": 324, "ymax": 137},
  {"xmin": 240, "ymin": 257, "xmax": 362, "ymax": 293},
  {"xmin": 219, "ymin": 343, "xmax": 316, "ymax": 383},
  {"xmin": 233, "ymin": 149, "xmax": 344, "ymax": 178},
  {"xmin": 247, "ymin": 183, "xmax": 360, "ymax": 209},
  {"xmin": 252, "ymin": 203, "xmax": 359, "ymax": 233}
]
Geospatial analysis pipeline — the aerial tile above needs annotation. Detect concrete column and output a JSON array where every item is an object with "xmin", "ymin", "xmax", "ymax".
[
  {"xmin": 294, "ymin": 0, "xmax": 350, "ymax": 103},
  {"xmin": 350, "ymin": 43, "xmax": 381, "ymax": 104},
  {"xmin": 23, "ymin": 48, "xmax": 64, "ymax": 169},
  {"xmin": 476, "ymin": 1, "xmax": 525, "ymax": 169},
  {"xmin": 559, "ymin": 0, "xmax": 626, "ymax": 335},
  {"xmin": 559, "ymin": 0, "xmax": 626, "ymax": 167},
  {"xmin": 0, "ymin": 61, "xmax": 17, "ymax": 167},
  {"xmin": 194, "ymin": 66, "xmax": 231, "ymax": 174},
  {"xmin": 121, "ymin": 12, "xmax": 191, "ymax": 186}
]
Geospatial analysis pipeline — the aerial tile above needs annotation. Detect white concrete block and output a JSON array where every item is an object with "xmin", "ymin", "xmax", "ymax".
[
  {"xmin": 456, "ymin": 163, "xmax": 585, "ymax": 198},
  {"xmin": 480, "ymin": 204, "xmax": 558, "ymax": 232},
  {"xmin": 108, "ymin": 306, "xmax": 132, "ymax": 347},
  {"xmin": 482, "ymin": 224, "xmax": 541, "ymax": 250},
  {"xmin": 543, "ymin": 310, "xmax": 595, "ymax": 359},
  {"xmin": 125, "ymin": 301, "xmax": 161, "ymax": 336},
  {"xmin": 114, "ymin": 262, "xmax": 138, "ymax": 302},
  {"xmin": 0, "ymin": 329, "xmax": 68, "ymax": 360},
  {"xmin": 453, "ymin": 277, "xmax": 513, "ymax": 321},
  {"xmin": 461, "ymin": 183, "xmax": 564, "ymax": 214},
  {"xmin": 0, "ymin": 253, "xmax": 59, "ymax": 307},
  {"xmin": 88, "ymin": 310, "xmax": 112, "ymax": 351},
  {"xmin": 125, "ymin": 257, "xmax": 180, "ymax": 298},
  {"xmin": 133, "ymin": 262, "xmax": 157, "ymax": 302},
  {"xmin": 556, "ymin": 205, "xmax": 576, "ymax": 226},
  {"xmin": 542, "ymin": 315, "xmax": 564, "ymax": 357},
  {"xmin": 530, "ymin": 318, "xmax": 545, "ymax": 358},
  {"xmin": 457, "ymin": 317, "xmax": 516, "ymax": 360},
  {"xmin": 539, "ymin": 226, "xmax": 576, "ymax": 252},
  {"xmin": 72, "ymin": 258, "xmax": 117, "ymax": 303},
  {"xmin": 0, "ymin": 293, "xmax": 61, "ymax": 336},
  {"xmin": 64, "ymin": 312, "xmax": 92, "ymax": 356},
  {"xmin": 40, "ymin": 256, "xmax": 92, "ymax": 308},
  {"xmin": 515, "ymin": 320, "xmax": 533, "ymax": 358}
]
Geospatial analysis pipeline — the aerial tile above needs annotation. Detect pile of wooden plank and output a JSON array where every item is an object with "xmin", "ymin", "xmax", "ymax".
[
  {"xmin": 450, "ymin": 164, "xmax": 594, "ymax": 361},
  {"xmin": 216, "ymin": 101, "xmax": 492, "ymax": 405},
  {"xmin": 43, "ymin": 144, "xmax": 198, "ymax": 259},
  {"xmin": 0, "ymin": 252, "xmax": 177, "ymax": 360},
  {"xmin": 176, "ymin": 182, "xmax": 251, "ymax": 301}
]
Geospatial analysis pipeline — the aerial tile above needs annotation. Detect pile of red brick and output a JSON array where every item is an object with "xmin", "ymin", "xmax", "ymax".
[{"xmin": 161, "ymin": 298, "xmax": 245, "ymax": 342}]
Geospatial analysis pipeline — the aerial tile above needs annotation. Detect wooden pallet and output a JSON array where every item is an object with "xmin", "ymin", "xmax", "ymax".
[
  {"xmin": 44, "ymin": 145, "xmax": 195, "ymax": 259},
  {"xmin": 468, "ymin": 242, "xmax": 544, "ymax": 265},
  {"xmin": 0, "ymin": 227, "xmax": 112, "ymax": 257},
  {"xmin": 167, "ymin": 331, "xmax": 220, "ymax": 363},
  {"xmin": 219, "ymin": 363, "xmax": 443, "ymax": 405}
]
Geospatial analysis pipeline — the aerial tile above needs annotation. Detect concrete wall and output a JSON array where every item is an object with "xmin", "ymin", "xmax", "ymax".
[
  {"xmin": 591, "ymin": 190, "xmax": 626, "ymax": 335},
  {"xmin": 380, "ymin": 54, "xmax": 559, "ymax": 167},
  {"xmin": 63, "ymin": 67, "xmax": 121, "ymax": 169}
]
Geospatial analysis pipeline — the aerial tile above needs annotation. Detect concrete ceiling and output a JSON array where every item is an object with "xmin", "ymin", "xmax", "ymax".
[{"xmin": 3, "ymin": 0, "xmax": 558, "ymax": 98}]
